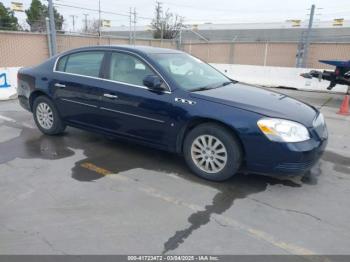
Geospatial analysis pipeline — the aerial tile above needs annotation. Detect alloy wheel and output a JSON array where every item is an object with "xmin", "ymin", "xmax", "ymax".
[
  {"xmin": 36, "ymin": 102, "xmax": 54, "ymax": 130},
  {"xmin": 191, "ymin": 134, "xmax": 228, "ymax": 174}
]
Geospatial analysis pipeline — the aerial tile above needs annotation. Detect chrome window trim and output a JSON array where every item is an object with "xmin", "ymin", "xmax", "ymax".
[
  {"xmin": 61, "ymin": 98, "xmax": 98, "ymax": 108},
  {"xmin": 53, "ymin": 48, "xmax": 172, "ymax": 94},
  {"xmin": 100, "ymin": 107, "xmax": 165, "ymax": 123}
]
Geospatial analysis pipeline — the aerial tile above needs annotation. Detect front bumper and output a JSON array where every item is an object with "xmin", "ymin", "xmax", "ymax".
[
  {"xmin": 246, "ymin": 138, "xmax": 327, "ymax": 176},
  {"xmin": 245, "ymin": 118, "xmax": 328, "ymax": 176},
  {"xmin": 272, "ymin": 138, "xmax": 327, "ymax": 175}
]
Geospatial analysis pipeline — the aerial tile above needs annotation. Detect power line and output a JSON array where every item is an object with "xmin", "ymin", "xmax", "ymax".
[
  {"xmin": 162, "ymin": 1, "xmax": 312, "ymax": 13},
  {"xmin": 53, "ymin": 2, "xmax": 153, "ymax": 19},
  {"xmin": 53, "ymin": 0, "xmax": 152, "ymax": 20}
]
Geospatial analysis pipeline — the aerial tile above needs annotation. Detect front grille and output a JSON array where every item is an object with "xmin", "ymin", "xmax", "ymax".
[{"xmin": 275, "ymin": 161, "xmax": 314, "ymax": 172}]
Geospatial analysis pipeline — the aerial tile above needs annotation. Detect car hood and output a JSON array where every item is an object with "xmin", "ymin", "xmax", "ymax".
[{"xmin": 190, "ymin": 82, "xmax": 318, "ymax": 127}]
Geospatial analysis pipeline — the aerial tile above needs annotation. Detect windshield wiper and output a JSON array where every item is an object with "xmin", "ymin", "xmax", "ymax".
[
  {"xmin": 190, "ymin": 81, "xmax": 234, "ymax": 92},
  {"xmin": 221, "ymin": 81, "xmax": 233, "ymax": 87},
  {"xmin": 190, "ymin": 86, "xmax": 213, "ymax": 92}
]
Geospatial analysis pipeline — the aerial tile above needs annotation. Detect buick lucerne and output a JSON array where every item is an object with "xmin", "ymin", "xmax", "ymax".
[{"xmin": 17, "ymin": 46, "xmax": 328, "ymax": 181}]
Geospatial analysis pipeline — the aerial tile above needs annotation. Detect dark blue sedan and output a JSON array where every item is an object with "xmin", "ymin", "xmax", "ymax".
[{"xmin": 17, "ymin": 45, "xmax": 328, "ymax": 181}]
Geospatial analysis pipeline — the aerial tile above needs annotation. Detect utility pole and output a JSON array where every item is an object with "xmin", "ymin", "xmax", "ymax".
[
  {"xmin": 70, "ymin": 15, "xmax": 77, "ymax": 32},
  {"xmin": 45, "ymin": 17, "xmax": 52, "ymax": 57},
  {"xmin": 47, "ymin": 0, "xmax": 57, "ymax": 56},
  {"xmin": 156, "ymin": 2, "xmax": 164, "ymax": 46},
  {"xmin": 161, "ymin": 22, "xmax": 164, "ymax": 47},
  {"xmin": 133, "ymin": 7, "xmax": 136, "ymax": 45},
  {"xmin": 83, "ymin": 14, "xmax": 89, "ymax": 33},
  {"xmin": 129, "ymin": 7, "xmax": 132, "ymax": 44},
  {"xmin": 302, "ymin": 4, "xmax": 315, "ymax": 68},
  {"xmin": 98, "ymin": 0, "xmax": 101, "ymax": 40}
]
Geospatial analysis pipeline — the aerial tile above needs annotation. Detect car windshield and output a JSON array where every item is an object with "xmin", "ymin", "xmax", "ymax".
[{"xmin": 149, "ymin": 53, "xmax": 232, "ymax": 91}]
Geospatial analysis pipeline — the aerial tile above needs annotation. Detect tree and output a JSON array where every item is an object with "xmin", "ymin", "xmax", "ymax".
[
  {"xmin": 0, "ymin": 2, "xmax": 20, "ymax": 31},
  {"xmin": 81, "ymin": 19, "xmax": 100, "ymax": 34},
  {"xmin": 25, "ymin": 0, "xmax": 64, "ymax": 32},
  {"xmin": 151, "ymin": 2, "xmax": 184, "ymax": 39}
]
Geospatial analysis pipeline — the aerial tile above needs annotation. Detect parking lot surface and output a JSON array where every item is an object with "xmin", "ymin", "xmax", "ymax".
[{"xmin": 0, "ymin": 89, "xmax": 350, "ymax": 255}]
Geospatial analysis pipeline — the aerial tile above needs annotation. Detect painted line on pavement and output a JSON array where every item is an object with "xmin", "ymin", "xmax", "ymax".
[
  {"xmin": 0, "ymin": 114, "xmax": 16, "ymax": 123},
  {"xmin": 80, "ymin": 162, "xmax": 112, "ymax": 176},
  {"xmin": 0, "ymin": 114, "xmax": 34, "ymax": 129}
]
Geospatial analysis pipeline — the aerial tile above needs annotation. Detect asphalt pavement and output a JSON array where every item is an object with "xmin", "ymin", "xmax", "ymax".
[{"xmin": 0, "ymin": 89, "xmax": 349, "ymax": 255}]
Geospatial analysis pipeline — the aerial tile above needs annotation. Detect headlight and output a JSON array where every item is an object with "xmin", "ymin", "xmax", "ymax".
[{"xmin": 257, "ymin": 118, "xmax": 310, "ymax": 142}]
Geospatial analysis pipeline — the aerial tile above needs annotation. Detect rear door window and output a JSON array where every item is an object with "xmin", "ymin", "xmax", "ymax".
[{"xmin": 57, "ymin": 51, "xmax": 105, "ymax": 78}]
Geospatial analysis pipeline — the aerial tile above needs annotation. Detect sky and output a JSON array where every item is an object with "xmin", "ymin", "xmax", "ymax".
[{"xmin": 2, "ymin": 0, "xmax": 350, "ymax": 31}]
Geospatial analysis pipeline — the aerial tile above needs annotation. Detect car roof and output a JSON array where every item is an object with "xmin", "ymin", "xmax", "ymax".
[{"xmin": 66, "ymin": 45, "xmax": 184, "ymax": 55}]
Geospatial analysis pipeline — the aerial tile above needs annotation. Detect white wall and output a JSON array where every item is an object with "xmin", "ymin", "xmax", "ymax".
[
  {"xmin": 0, "ymin": 67, "xmax": 21, "ymax": 100},
  {"xmin": 0, "ymin": 65, "xmax": 348, "ymax": 101},
  {"xmin": 211, "ymin": 64, "xmax": 349, "ymax": 93}
]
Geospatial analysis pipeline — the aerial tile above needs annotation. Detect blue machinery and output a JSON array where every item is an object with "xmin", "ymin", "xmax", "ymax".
[{"xmin": 301, "ymin": 60, "xmax": 350, "ymax": 93}]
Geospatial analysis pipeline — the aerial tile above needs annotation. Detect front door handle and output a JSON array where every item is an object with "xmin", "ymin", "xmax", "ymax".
[
  {"xmin": 54, "ymin": 83, "xmax": 66, "ymax": 88},
  {"xmin": 103, "ymin": 93, "xmax": 118, "ymax": 99}
]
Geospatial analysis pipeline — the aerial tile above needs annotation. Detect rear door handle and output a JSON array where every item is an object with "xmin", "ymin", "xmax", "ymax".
[
  {"xmin": 54, "ymin": 83, "xmax": 66, "ymax": 88},
  {"xmin": 103, "ymin": 93, "xmax": 118, "ymax": 99}
]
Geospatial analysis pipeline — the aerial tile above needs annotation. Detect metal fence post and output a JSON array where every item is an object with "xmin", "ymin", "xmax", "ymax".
[
  {"xmin": 178, "ymin": 28, "xmax": 182, "ymax": 50},
  {"xmin": 207, "ymin": 42, "xmax": 210, "ymax": 62},
  {"xmin": 229, "ymin": 36, "xmax": 237, "ymax": 64},
  {"xmin": 263, "ymin": 41, "xmax": 269, "ymax": 66}
]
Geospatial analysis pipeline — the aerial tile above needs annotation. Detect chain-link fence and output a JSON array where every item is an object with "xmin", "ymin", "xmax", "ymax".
[
  {"xmin": 1, "ymin": 30, "xmax": 350, "ymax": 69},
  {"xmin": 181, "ymin": 40, "xmax": 350, "ymax": 68}
]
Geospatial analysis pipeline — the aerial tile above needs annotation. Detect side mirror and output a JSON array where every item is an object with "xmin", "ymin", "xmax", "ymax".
[{"xmin": 143, "ymin": 75, "xmax": 165, "ymax": 91}]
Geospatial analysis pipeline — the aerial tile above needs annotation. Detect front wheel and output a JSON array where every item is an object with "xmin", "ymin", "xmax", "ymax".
[
  {"xmin": 183, "ymin": 123, "xmax": 242, "ymax": 181},
  {"xmin": 33, "ymin": 96, "xmax": 66, "ymax": 135}
]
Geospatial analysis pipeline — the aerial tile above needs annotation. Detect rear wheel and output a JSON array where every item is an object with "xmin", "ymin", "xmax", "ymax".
[
  {"xmin": 183, "ymin": 123, "xmax": 242, "ymax": 181},
  {"xmin": 33, "ymin": 96, "xmax": 66, "ymax": 135}
]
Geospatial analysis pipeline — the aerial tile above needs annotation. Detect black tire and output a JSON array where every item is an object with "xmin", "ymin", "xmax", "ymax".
[
  {"xmin": 183, "ymin": 123, "xmax": 242, "ymax": 181},
  {"xmin": 33, "ymin": 96, "xmax": 66, "ymax": 135}
]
